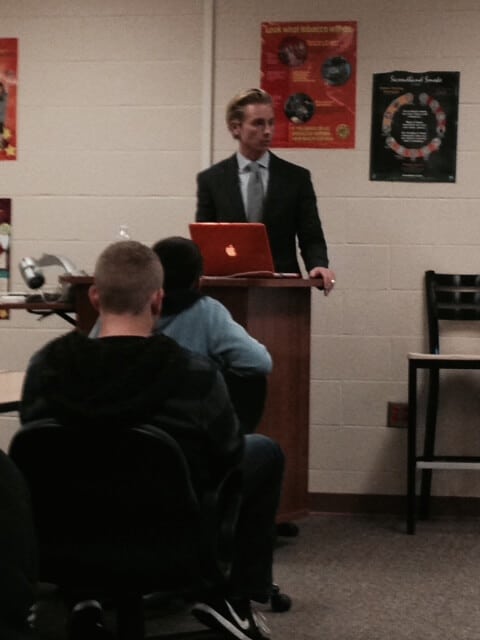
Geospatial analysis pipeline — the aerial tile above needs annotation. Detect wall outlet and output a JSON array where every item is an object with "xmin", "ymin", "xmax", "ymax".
[{"xmin": 387, "ymin": 402, "xmax": 408, "ymax": 428}]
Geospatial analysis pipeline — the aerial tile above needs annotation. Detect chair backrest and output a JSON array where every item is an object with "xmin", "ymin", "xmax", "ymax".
[
  {"xmin": 9, "ymin": 421, "xmax": 240, "ymax": 594},
  {"xmin": 223, "ymin": 372, "xmax": 267, "ymax": 434},
  {"xmin": 425, "ymin": 270, "xmax": 480, "ymax": 354}
]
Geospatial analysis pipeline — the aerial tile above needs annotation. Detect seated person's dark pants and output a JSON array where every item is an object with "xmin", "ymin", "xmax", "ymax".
[{"xmin": 228, "ymin": 434, "xmax": 284, "ymax": 603}]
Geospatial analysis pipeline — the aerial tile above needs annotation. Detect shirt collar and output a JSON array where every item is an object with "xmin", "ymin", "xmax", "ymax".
[{"xmin": 236, "ymin": 151, "xmax": 270, "ymax": 171}]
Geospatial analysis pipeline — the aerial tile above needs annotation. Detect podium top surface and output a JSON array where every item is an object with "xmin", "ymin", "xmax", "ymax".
[
  {"xmin": 61, "ymin": 274, "xmax": 324, "ymax": 290},
  {"xmin": 200, "ymin": 276, "xmax": 323, "ymax": 289}
]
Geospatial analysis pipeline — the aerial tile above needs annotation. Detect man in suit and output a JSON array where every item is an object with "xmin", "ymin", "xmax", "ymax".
[{"xmin": 195, "ymin": 87, "xmax": 336, "ymax": 295}]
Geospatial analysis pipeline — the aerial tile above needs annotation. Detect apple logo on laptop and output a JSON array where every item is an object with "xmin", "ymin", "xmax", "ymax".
[{"xmin": 225, "ymin": 244, "xmax": 237, "ymax": 257}]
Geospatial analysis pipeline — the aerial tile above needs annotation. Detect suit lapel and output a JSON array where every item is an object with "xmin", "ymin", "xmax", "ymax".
[
  {"xmin": 264, "ymin": 153, "xmax": 283, "ymax": 222},
  {"xmin": 224, "ymin": 155, "xmax": 247, "ymax": 220}
]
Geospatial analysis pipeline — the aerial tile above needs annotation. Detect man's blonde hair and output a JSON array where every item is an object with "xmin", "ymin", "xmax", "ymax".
[
  {"xmin": 225, "ymin": 88, "xmax": 273, "ymax": 129},
  {"xmin": 94, "ymin": 240, "xmax": 164, "ymax": 315}
]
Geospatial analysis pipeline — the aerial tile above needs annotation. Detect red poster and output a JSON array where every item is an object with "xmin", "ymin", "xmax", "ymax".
[
  {"xmin": 261, "ymin": 22, "xmax": 356, "ymax": 148},
  {"xmin": 0, "ymin": 38, "xmax": 18, "ymax": 161}
]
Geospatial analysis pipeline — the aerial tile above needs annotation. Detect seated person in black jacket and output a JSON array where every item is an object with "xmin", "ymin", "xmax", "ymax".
[{"xmin": 20, "ymin": 240, "xmax": 283, "ymax": 640}]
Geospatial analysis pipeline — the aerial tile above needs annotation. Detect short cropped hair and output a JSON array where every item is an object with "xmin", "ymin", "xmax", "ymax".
[
  {"xmin": 225, "ymin": 88, "xmax": 273, "ymax": 128},
  {"xmin": 151, "ymin": 236, "xmax": 203, "ymax": 291},
  {"xmin": 94, "ymin": 240, "xmax": 164, "ymax": 315}
]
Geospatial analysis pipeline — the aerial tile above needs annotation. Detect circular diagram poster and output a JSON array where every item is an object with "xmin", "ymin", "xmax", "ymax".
[
  {"xmin": 370, "ymin": 71, "xmax": 459, "ymax": 182},
  {"xmin": 261, "ymin": 22, "xmax": 356, "ymax": 149}
]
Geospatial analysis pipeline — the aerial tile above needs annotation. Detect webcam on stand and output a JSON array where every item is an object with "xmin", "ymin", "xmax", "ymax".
[{"xmin": 18, "ymin": 254, "xmax": 86, "ymax": 302}]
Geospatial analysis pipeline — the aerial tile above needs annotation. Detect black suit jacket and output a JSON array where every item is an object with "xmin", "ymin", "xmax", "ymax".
[{"xmin": 195, "ymin": 152, "xmax": 329, "ymax": 273}]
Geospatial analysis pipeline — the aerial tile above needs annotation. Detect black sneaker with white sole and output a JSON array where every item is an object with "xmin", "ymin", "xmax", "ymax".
[
  {"xmin": 68, "ymin": 600, "xmax": 114, "ymax": 640},
  {"xmin": 192, "ymin": 596, "xmax": 271, "ymax": 640}
]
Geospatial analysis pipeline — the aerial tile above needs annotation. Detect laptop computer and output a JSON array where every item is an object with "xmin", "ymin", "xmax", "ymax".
[{"xmin": 189, "ymin": 222, "xmax": 300, "ymax": 278}]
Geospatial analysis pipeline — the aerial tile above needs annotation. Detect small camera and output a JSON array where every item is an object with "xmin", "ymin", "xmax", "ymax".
[{"xmin": 19, "ymin": 257, "xmax": 45, "ymax": 289}]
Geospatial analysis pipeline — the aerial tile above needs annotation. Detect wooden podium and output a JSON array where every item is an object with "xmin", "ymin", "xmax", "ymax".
[
  {"xmin": 201, "ymin": 277, "xmax": 316, "ymax": 520},
  {"xmin": 61, "ymin": 275, "xmax": 317, "ymax": 520}
]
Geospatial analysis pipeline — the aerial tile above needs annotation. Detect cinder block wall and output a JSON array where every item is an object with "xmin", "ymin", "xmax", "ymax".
[{"xmin": 2, "ymin": 0, "xmax": 480, "ymax": 503}]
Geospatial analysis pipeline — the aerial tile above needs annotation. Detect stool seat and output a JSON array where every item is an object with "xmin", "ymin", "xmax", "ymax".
[{"xmin": 409, "ymin": 352, "xmax": 480, "ymax": 361}]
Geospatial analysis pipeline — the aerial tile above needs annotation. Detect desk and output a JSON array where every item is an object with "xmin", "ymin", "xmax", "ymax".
[
  {"xmin": 0, "ymin": 371, "xmax": 25, "ymax": 413},
  {"xmin": 0, "ymin": 300, "xmax": 76, "ymax": 326},
  {"xmin": 407, "ymin": 352, "xmax": 480, "ymax": 534}
]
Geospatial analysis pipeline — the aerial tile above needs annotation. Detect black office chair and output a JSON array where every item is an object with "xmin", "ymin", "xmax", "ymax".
[
  {"xmin": 9, "ymin": 421, "xmax": 242, "ymax": 640},
  {"xmin": 419, "ymin": 271, "xmax": 480, "ymax": 518}
]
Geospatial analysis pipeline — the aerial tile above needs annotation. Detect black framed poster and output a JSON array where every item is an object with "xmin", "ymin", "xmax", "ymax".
[{"xmin": 370, "ymin": 71, "xmax": 459, "ymax": 182}]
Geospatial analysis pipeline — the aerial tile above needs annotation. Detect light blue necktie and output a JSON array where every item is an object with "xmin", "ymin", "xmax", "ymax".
[{"xmin": 246, "ymin": 161, "xmax": 264, "ymax": 222}]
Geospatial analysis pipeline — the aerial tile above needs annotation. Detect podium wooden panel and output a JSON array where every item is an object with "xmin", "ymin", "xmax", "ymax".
[
  {"xmin": 61, "ymin": 275, "xmax": 318, "ymax": 520},
  {"xmin": 201, "ymin": 277, "xmax": 315, "ymax": 521}
]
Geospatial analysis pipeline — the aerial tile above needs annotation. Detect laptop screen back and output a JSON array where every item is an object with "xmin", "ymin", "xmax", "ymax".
[{"xmin": 189, "ymin": 223, "xmax": 275, "ymax": 276}]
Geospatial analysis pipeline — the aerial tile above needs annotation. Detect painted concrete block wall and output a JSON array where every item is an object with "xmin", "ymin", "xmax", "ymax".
[
  {"xmin": 0, "ymin": 0, "xmax": 206, "ymax": 447},
  {"xmin": 2, "ymin": 0, "xmax": 480, "ymax": 502},
  {"xmin": 214, "ymin": 0, "xmax": 480, "ymax": 498}
]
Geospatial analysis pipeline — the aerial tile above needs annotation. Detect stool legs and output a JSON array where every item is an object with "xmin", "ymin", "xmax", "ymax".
[
  {"xmin": 420, "ymin": 368, "xmax": 439, "ymax": 519},
  {"xmin": 407, "ymin": 360, "xmax": 418, "ymax": 534}
]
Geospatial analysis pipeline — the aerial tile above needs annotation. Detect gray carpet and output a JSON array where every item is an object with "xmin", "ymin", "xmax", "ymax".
[
  {"xmin": 34, "ymin": 514, "xmax": 480, "ymax": 639},
  {"xmin": 267, "ymin": 515, "xmax": 480, "ymax": 640}
]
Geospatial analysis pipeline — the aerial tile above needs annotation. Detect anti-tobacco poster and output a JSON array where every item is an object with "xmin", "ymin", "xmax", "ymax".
[
  {"xmin": 261, "ymin": 21, "xmax": 357, "ymax": 149},
  {"xmin": 370, "ymin": 71, "xmax": 459, "ymax": 182}
]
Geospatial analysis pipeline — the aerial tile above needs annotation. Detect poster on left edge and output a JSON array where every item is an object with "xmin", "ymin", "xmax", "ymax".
[{"xmin": 0, "ymin": 39, "xmax": 18, "ymax": 161}]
